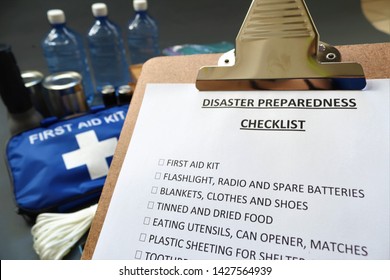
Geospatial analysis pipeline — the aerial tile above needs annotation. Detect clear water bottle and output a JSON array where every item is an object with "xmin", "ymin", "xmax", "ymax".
[
  {"xmin": 127, "ymin": 0, "xmax": 160, "ymax": 65},
  {"xmin": 42, "ymin": 9, "xmax": 95, "ymax": 105},
  {"xmin": 87, "ymin": 3, "xmax": 131, "ymax": 103}
]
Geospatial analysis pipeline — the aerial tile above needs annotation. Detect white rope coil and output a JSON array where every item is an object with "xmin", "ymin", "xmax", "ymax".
[{"xmin": 31, "ymin": 204, "xmax": 98, "ymax": 260}]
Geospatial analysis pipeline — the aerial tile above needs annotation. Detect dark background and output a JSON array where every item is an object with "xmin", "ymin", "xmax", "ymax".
[{"xmin": 0, "ymin": 0, "xmax": 388, "ymax": 259}]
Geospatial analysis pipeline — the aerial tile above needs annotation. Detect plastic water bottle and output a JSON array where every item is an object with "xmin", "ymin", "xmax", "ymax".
[
  {"xmin": 87, "ymin": 3, "xmax": 131, "ymax": 103},
  {"xmin": 42, "ymin": 9, "xmax": 95, "ymax": 105},
  {"xmin": 127, "ymin": 0, "xmax": 160, "ymax": 64}
]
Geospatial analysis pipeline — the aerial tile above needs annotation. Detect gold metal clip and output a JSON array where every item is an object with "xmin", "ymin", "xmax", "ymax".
[{"xmin": 196, "ymin": 0, "xmax": 366, "ymax": 91}]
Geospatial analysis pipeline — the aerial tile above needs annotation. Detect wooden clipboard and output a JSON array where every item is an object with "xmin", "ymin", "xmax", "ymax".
[{"xmin": 82, "ymin": 42, "xmax": 390, "ymax": 259}]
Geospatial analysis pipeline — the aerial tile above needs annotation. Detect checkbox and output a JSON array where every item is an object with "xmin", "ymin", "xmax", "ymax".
[
  {"xmin": 139, "ymin": 233, "xmax": 147, "ymax": 242},
  {"xmin": 155, "ymin": 172, "xmax": 161, "ymax": 180},
  {"xmin": 151, "ymin": 186, "xmax": 158, "ymax": 194},
  {"xmin": 143, "ymin": 217, "xmax": 151, "ymax": 225},
  {"xmin": 147, "ymin": 201, "xmax": 154, "ymax": 209},
  {"xmin": 135, "ymin": 250, "xmax": 142, "ymax": 259},
  {"xmin": 158, "ymin": 159, "xmax": 165, "ymax": 166}
]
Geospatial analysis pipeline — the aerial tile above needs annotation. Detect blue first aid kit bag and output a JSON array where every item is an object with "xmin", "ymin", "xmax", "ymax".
[{"xmin": 5, "ymin": 105, "xmax": 128, "ymax": 218}]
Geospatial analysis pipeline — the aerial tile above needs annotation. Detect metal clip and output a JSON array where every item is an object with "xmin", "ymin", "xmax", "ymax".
[{"xmin": 196, "ymin": 0, "xmax": 366, "ymax": 91}]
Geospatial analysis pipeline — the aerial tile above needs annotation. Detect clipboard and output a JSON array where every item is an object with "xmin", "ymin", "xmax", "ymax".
[{"xmin": 82, "ymin": 42, "xmax": 390, "ymax": 259}]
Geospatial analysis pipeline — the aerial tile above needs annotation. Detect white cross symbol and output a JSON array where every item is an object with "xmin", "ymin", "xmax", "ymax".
[{"xmin": 62, "ymin": 130, "xmax": 118, "ymax": 180}]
